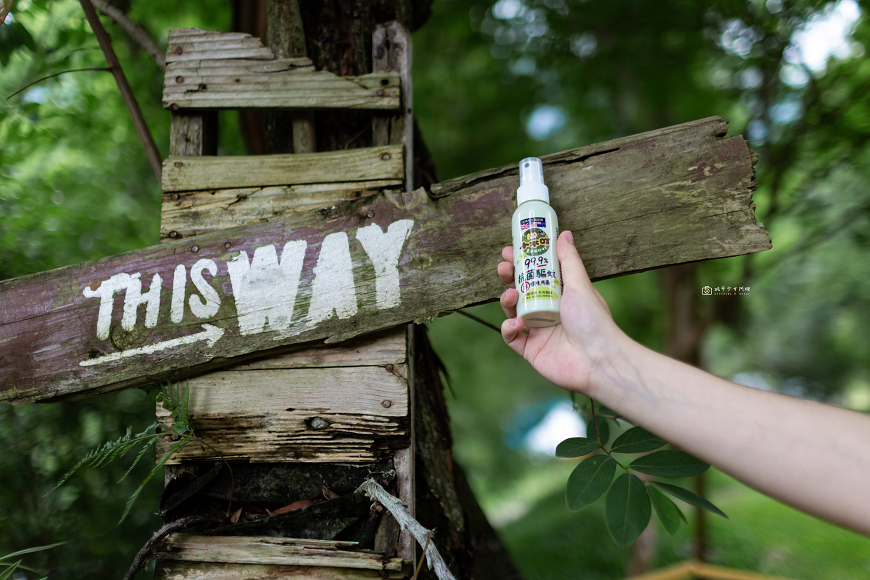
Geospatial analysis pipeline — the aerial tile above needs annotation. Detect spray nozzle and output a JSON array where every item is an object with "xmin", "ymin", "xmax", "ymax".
[{"xmin": 519, "ymin": 157, "xmax": 545, "ymax": 185}]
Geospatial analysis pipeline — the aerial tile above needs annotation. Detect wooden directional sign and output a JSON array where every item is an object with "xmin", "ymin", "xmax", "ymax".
[{"xmin": 0, "ymin": 117, "xmax": 770, "ymax": 405}]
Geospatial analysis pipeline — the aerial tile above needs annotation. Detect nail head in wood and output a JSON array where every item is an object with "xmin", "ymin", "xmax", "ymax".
[
  {"xmin": 175, "ymin": 76, "xmax": 184, "ymax": 84},
  {"xmin": 168, "ymin": 231, "xmax": 179, "ymax": 238},
  {"xmin": 382, "ymin": 400, "xmax": 392, "ymax": 408},
  {"xmin": 191, "ymin": 245, "xmax": 199, "ymax": 253},
  {"xmin": 172, "ymin": 194, "xmax": 180, "ymax": 201},
  {"xmin": 367, "ymin": 210, "xmax": 375, "ymax": 218},
  {"xmin": 174, "ymin": 161, "xmax": 183, "ymax": 168},
  {"xmin": 224, "ymin": 242, "xmax": 232, "ymax": 249},
  {"xmin": 377, "ymin": 89, "xmax": 385, "ymax": 96},
  {"xmin": 381, "ymin": 153, "xmax": 391, "ymax": 161},
  {"xmin": 174, "ymin": 45, "xmax": 183, "ymax": 55},
  {"xmin": 385, "ymin": 364, "xmax": 394, "ymax": 372}
]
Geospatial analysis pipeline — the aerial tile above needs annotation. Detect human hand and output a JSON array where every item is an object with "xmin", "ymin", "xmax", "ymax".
[{"xmin": 498, "ymin": 231, "xmax": 625, "ymax": 396}]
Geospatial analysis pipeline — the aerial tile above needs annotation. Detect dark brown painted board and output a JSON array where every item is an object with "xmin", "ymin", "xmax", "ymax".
[{"xmin": 0, "ymin": 117, "xmax": 770, "ymax": 404}]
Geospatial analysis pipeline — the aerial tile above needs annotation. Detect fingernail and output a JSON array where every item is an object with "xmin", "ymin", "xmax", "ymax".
[
  {"xmin": 564, "ymin": 230, "xmax": 574, "ymax": 244},
  {"xmin": 515, "ymin": 318, "xmax": 523, "ymax": 328}
]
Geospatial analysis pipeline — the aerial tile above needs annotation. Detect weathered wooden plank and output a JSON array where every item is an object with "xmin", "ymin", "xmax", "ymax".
[
  {"xmin": 154, "ymin": 535, "xmax": 408, "ymax": 575},
  {"xmin": 154, "ymin": 561, "xmax": 406, "ymax": 580},
  {"xmin": 161, "ymin": 146, "xmax": 403, "ymax": 192},
  {"xmin": 161, "ymin": 180, "xmax": 402, "ymax": 239},
  {"xmin": 155, "ymin": 364, "xmax": 408, "ymax": 462},
  {"xmin": 0, "ymin": 117, "xmax": 770, "ymax": 404},
  {"xmin": 162, "ymin": 29, "xmax": 400, "ymax": 112},
  {"xmin": 163, "ymin": 69, "xmax": 400, "ymax": 111},
  {"xmin": 224, "ymin": 326, "xmax": 406, "ymax": 370}
]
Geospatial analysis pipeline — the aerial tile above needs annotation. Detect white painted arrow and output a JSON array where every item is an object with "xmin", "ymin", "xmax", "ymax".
[{"xmin": 80, "ymin": 324, "xmax": 225, "ymax": 367}]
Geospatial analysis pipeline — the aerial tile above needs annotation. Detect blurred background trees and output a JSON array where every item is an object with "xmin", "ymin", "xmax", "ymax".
[{"xmin": 1, "ymin": 0, "xmax": 869, "ymax": 577}]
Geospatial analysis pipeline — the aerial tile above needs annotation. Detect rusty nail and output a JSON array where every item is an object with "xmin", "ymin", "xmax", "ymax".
[
  {"xmin": 169, "ymin": 231, "xmax": 179, "ymax": 238},
  {"xmin": 174, "ymin": 161, "xmax": 183, "ymax": 168},
  {"xmin": 174, "ymin": 46, "xmax": 183, "ymax": 55},
  {"xmin": 191, "ymin": 245, "xmax": 199, "ymax": 253},
  {"xmin": 175, "ymin": 75, "xmax": 184, "ymax": 83},
  {"xmin": 171, "ymin": 104, "xmax": 180, "ymax": 111},
  {"xmin": 377, "ymin": 89, "xmax": 385, "ymax": 96},
  {"xmin": 382, "ymin": 400, "xmax": 392, "ymax": 408},
  {"xmin": 170, "ymin": 434, "xmax": 180, "ymax": 441},
  {"xmin": 385, "ymin": 364, "xmax": 394, "ymax": 372},
  {"xmin": 224, "ymin": 242, "xmax": 232, "ymax": 249},
  {"xmin": 198, "ymin": 83, "xmax": 207, "ymax": 91},
  {"xmin": 381, "ymin": 153, "xmax": 391, "ymax": 161},
  {"xmin": 172, "ymin": 193, "xmax": 180, "ymax": 201},
  {"xmin": 367, "ymin": 210, "xmax": 375, "ymax": 218}
]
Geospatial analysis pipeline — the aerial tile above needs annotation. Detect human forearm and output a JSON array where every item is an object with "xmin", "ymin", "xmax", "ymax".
[{"xmin": 586, "ymin": 333, "xmax": 870, "ymax": 535}]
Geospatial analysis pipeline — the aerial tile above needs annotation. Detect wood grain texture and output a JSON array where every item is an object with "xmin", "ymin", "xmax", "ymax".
[
  {"xmin": 0, "ymin": 117, "xmax": 770, "ymax": 404},
  {"xmin": 156, "ymin": 364, "xmax": 408, "ymax": 462},
  {"xmin": 162, "ymin": 145, "xmax": 403, "ymax": 192},
  {"xmin": 154, "ymin": 561, "xmax": 406, "ymax": 580},
  {"xmin": 154, "ymin": 535, "xmax": 408, "ymax": 577},
  {"xmin": 160, "ymin": 179, "xmax": 402, "ymax": 240},
  {"xmin": 162, "ymin": 29, "xmax": 401, "ymax": 111}
]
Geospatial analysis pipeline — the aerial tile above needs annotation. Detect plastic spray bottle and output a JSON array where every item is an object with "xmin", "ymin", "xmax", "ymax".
[{"xmin": 511, "ymin": 157, "xmax": 562, "ymax": 327}]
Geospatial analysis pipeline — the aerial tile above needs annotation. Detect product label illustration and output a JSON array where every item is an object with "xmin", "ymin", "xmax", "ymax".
[
  {"xmin": 520, "ymin": 227, "xmax": 550, "ymax": 256},
  {"xmin": 520, "ymin": 217, "xmax": 546, "ymax": 230}
]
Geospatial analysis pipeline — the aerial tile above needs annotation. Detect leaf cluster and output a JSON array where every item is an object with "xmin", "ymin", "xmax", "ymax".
[
  {"xmin": 0, "ymin": 542, "xmax": 64, "ymax": 580},
  {"xmin": 51, "ymin": 381, "xmax": 194, "ymax": 523},
  {"xmin": 557, "ymin": 410, "xmax": 726, "ymax": 547}
]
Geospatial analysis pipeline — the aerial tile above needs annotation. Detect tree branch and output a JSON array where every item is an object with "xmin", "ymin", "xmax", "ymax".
[
  {"xmin": 78, "ymin": 0, "xmax": 162, "ymax": 181},
  {"xmin": 90, "ymin": 0, "xmax": 165, "ymax": 71}
]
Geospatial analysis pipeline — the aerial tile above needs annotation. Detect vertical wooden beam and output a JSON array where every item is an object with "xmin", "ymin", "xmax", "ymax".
[
  {"xmin": 372, "ymin": 22, "xmax": 413, "ymax": 193},
  {"xmin": 169, "ymin": 112, "xmax": 218, "ymax": 157},
  {"xmin": 372, "ymin": 22, "xmax": 415, "ymax": 563},
  {"xmin": 266, "ymin": 0, "xmax": 316, "ymax": 153}
]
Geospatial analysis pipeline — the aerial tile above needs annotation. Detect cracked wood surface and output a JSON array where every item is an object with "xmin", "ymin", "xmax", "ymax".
[
  {"xmin": 0, "ymin": 116, "xmax": 770, "ymax": 405},
  {"xmin": 163, "ymin": 29, "xmax": 401, "ymax": 111},
  {"xmin": 161, "ymin": 145, "xmax": 403, "ymax": 192},
  {"xmin": 154, "ymin": 535, "xmax": 409, "ymax": 579}
]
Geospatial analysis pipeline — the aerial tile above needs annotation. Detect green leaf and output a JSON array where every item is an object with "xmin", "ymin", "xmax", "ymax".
[
  {"xmin": 629, "ymin": 450, "xmax": 709, "ymax": 477},
  {"xmin": 0, "ymin": 542, "xmax": 65, "ymax": 562},
  {"xmin": 651, "ymin": 482, "xmax": 728, "ymax": 519},
  {"xmin": 592, "ymin": 414, "xmax": 610, "ymax": 445},
  {"xmin": 120, "ymin": 434, "xmax": 192, "ymax": 524},
  {"xmin": 555, "ymin": 437, "xmax": 600, "ymax": 458},
  {"xmin": 0, "ymin": 561, "xmax": 20, "ymax": 580},
  {"xmin": 565, "ymin": 455, "xmax": 617, "ymax": 512},
  {"xmin": 647, "ymin": 486, "xmax": 681, "ymax": 535},
  {"xmin": 610, "ymin": 426, "xmax": 666, "ymax": 454},
  {"xmin": 604, "ymin": 473, "xmax": 651, "ymax": 547}
]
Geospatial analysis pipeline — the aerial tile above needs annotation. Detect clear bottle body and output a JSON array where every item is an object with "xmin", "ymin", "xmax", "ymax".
[{"xmin": 511, "ymin": 200, "xmax": 561, "ymax": 327}]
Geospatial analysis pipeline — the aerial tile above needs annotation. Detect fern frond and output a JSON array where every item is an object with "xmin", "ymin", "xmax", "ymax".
[
  {"xmin": 119, "ymin": 434, "xmax": 191, "ymax": 523},
  {"xmin": 52, "ymin": 423, "xmax": 159, "ymax": 492},
  {"xmin": 117, "ymin": 436, "xmax": 157, "ymax": 484}
]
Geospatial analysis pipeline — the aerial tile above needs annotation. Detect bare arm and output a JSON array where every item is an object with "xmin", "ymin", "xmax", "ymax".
[{"xmin": 499, "ymin": 231, "xmax": 870, "ymax": 535}]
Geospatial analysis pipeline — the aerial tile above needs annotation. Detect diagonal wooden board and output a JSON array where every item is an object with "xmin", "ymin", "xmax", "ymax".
[{"xmin": 0, "ymin": 117, "xmax": 770, "ymax": 405}]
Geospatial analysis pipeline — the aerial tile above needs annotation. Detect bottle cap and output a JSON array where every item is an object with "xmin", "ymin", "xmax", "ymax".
[{"xmin": 517, "ymin": 157, "xmax": 549, "ymax": 205}]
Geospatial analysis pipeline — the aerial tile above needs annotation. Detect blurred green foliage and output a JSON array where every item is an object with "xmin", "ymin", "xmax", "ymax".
[{"xmin": 1, "ymin": 0, "xmax": 870, "ymax": 577}]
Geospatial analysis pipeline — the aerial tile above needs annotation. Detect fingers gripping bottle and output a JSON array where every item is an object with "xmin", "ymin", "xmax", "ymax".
[{"xmin": 512, "ymin": 157, "xmax": 562, "ymax": 327}]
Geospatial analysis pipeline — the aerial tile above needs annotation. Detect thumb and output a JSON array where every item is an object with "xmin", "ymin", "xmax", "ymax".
[{"xmin": 557, "ymin": 231, "xmax": 593, "ymax": 291}]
